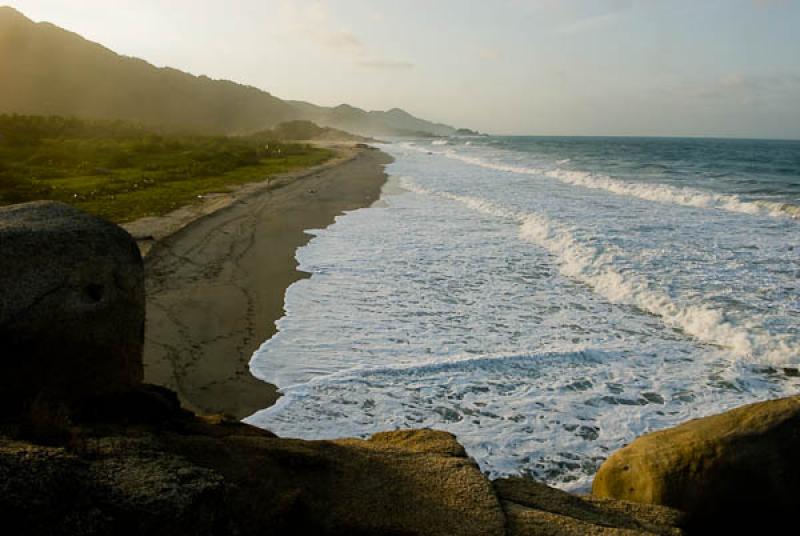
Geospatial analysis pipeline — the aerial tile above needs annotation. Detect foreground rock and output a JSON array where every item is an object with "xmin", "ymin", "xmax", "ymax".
[
  {"xmin": 1, "ymin": 409, "xmax": 506, "ymax": 536},
  {"xmin": 0, "ymin": 201, "xmax": 144, "ymax": 417},
  {"xmin": 1, "ymin": 401, "xmax": 687, "ymax": 536},
  {"xmin": 0, "ymin": 203, "xmax": 687, "ymax": 535},
  {"xmin": 497, "ymin": 478, "xmax": 683, "ymax": 535},
  {"xmin": 592, "ymin": 395, "xmax": 800, "ymax": 528}
]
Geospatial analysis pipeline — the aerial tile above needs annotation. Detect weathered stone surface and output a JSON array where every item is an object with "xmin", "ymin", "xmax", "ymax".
[
  {"xmin": 172, "ymin": 427, "xmax": 507, "ymax": 536},
  {"xmin": 0, "ymin": 202, "xmax": 144, "ymax": 416},
  {"xmin": 0, "ymin": 396, "xmax": 694, "ymax": 536},
  {"xmin": 0, "ymin": 440, "xmax": 100, "ymax": 535},
  {"xmin": 592, "ymin": 395, "xmax": 800, "ymax": 527},
  {"xmin": 495, "ymin": 477, "xmax": 684, "ymax": 535},
  {"xmin": 89, "ymin": 452, "xmax": 229, "ymax": 535},
  {"xmin": 0, "ymin": 437, "xmax": 229, "ymax": 536},
  {"xmin": 1, "ymin": 424, "xmax": 506, "ymax": 536}
]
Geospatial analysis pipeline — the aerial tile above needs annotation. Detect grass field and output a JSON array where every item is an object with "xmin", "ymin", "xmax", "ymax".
[{"xmin": 0, "ymin": 115, "xmax": 333, "ymax": 222}]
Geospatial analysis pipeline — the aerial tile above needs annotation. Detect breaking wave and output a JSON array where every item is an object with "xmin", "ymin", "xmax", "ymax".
[
  {"xmin": 401, "ymin": 177, "xmax": 800, "ymax": 365},
  {"xmin": 416, "ymin": 146, "xmax": 800, "ymax": 221}
]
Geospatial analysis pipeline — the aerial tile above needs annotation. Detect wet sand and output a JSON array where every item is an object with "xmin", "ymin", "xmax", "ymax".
[{"xmin": 141, "ymin": 147, "xmax": 392, "ymax": 419}]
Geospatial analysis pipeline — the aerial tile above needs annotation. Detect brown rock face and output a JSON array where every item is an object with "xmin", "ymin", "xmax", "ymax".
[
  {"xmin": 0, "ymin": 202, "xmax": 144, "ymax": 417},
  {"xmin": 592, "ymin": 395, "xmax": 800, "ymax": 528},
  {"xmin": 182, "ymin": 427, "xmax": 507, "ymax": 536},
  {"xmin": 0, "ymin": 200, "xmax": 690, "ymax": 535},
  {"xmin": 0, "ymin": 426, "xmax": 507, "ymax": 536},
  {"xmin": 495, "ymin": 478, "xmax": 684, "ymax": 535}
]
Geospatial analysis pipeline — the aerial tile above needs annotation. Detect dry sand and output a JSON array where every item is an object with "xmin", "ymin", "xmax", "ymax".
[
  {"xmin": 137, "ymin": 145, "xmax": 392, "ymax": 419},
  {"xmin": 123, "ymin": 143, "xmax": 362, "ymax": 257}
]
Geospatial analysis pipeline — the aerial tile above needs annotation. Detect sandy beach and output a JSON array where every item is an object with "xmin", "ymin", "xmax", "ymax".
[{"xmin": 139, "ymin": 145, "xmax": 392, "ymax": 419}]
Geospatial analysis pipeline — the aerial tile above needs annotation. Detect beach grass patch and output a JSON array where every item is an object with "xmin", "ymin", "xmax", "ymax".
[{"xmin": 0, "ymin": 114, "xmax": 333, "ymax": 222}]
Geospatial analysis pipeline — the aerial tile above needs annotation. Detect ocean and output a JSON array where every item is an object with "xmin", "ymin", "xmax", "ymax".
[{"xmin": 245, "ymin": 136, "xmax": 800, "ymax": 491}]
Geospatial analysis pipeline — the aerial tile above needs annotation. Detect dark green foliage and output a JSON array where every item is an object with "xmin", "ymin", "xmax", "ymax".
[
  {"xmin": 0, "ymin": 115, "xmax": 333, "ymax": 222},
  {"xmin": 249, "ymin": 119, "xmax": 369, "ymax": 142},
  {"xmin": 0, "ymin": 7, "xmax": 294, "ymax": 134},
  {"xmin": 263, "ymin": 120, "xmax": 327, "ymax": 140}
]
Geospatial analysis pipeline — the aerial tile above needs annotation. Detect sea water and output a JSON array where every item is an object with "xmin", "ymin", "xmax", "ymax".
[{"xmin": 246, "ymin": 136, "xmax": 800, "ymax": 491}]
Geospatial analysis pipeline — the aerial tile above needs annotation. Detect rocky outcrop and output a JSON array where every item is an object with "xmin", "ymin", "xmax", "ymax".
[
  {"xmin": 0, "ymin": 436, "xmax": 228, "ymax": 536},
  {"xmin": 0, "ymin": 202, "xmax": 144, "ymax": 418},
  {"xmin": 0, "ymin": 202, "xmax": 687, "ymax": 535},
  {"xmin": 495, "ymin": 478, "xmax": 684, "ymax": 535},
  {"xmin": 592, "ymin": 396, "xmax": 800, "ymax": 528},
  {"xmin": 2, "ymin": 406, "xmax": 688, "ymax": 536},
  {"xmin": 1, "ymin": 408, "xmax": 505, "ymax": 536},
  {"xmin": 167, "ymin": 427, "xmax": 506, "ymax": 536}
]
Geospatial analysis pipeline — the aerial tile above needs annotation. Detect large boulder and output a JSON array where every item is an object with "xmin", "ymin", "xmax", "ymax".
[
  {"xmin": 592, "ymin": 396, "xmax": 800, "ymax": 528},
  {"xmin": 0, "ymin": 202, "xmax": 144, "ymax": 417}
]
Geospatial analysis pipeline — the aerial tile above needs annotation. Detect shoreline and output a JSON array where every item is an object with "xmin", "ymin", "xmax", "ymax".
[
  {"xmin": 122, "ymin": 142, "xmax": 362, "ymax": 257},
  {"xmin": 139, "ymin": 144, "xmax": 392, "ymax": 419}
]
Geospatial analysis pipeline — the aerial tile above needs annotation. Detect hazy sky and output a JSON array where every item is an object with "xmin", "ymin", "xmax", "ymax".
[{"xmin": 10, "ymin": 0, "xmax": 800, "ymax": 138}]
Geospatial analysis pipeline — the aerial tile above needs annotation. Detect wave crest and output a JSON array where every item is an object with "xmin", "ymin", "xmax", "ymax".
[
  {"xmin": 402, "ymin": 178, "xmax": 800, "ymax": 365},
  {"xmin": 415, "ymin": 145, "xmax": 800, "ymax": 221}
]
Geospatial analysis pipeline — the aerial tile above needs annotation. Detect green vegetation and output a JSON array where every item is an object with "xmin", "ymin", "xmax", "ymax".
[
  {"xmin": 1, "ymin": 7, "xmax": 294, "ymax": 135},
  {"xmin": 0, "ymin": 115, "xmax": 333, "ymax": 222},
  {"xmin": 1, "ymin": 7, "xmax": 454, "ymax": 139},
  {"xmin": 253, "ymin": 120, "xmax": 368, "ymax": 142}
]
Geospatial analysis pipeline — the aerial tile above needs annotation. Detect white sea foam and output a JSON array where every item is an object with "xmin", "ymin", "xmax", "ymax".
[
  {"xmin": 418, "ymin": 146, "xmax": 800, "ymax": 221},
  {"xmin": 546, "ymin": 168, "xmax": 798, "ymax": 220},
  {"xmin": 402, "ymin": 179, "xmax": 800, "ymax": 365},
  {"xmin": 248, "ymin": 142, "xmax": 799, "ymax": 491},
  {"xmin": 247, "ymin": 344, "xmax": 775, "ymax": 491},
  {"xmin": 516, "ymin": 212, "xmax": 799, "ymax": 365}
]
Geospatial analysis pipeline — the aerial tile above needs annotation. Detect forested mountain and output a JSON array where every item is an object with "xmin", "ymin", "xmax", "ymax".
[
  {"xmin": 288, "ymin": 102, "xmax": 456, "ymax": 138},
  {"xmin": 0, "ymin": 6, "xmax": 457, "ymax": 137}
]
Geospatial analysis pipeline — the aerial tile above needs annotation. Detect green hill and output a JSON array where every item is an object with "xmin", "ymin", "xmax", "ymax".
[
  {"xmin": 0, "ymin": 6, "xmax": 461, "ymax": 138},
  {"xmin": 254, "ymin": 120, "xmax": 372, "ymax": 142},
  {"xmin": 288, "ymin": 102, "xmax": 456, "ymax": 138},
  {"xmin": 0, "ymin": 6, "xmax": 295, "ymax": 134}
]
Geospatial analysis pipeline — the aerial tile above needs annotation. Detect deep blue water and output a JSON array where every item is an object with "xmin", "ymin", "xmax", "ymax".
[{"xmin": 487, "ymin": 136, "xmax": 800, "ymax": 205}]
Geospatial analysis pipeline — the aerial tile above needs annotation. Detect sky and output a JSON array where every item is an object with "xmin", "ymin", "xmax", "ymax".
[{"xmin": 9, "ymin": 0, "xmax": 800, "ymax": 138}]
